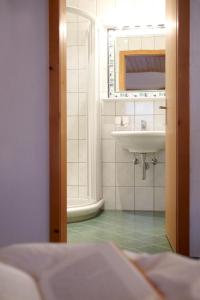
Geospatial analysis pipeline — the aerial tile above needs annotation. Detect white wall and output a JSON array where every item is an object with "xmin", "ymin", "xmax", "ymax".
[
  {"xmin": 0, "ymin": 0, "xmax": 49, "ymax": 246},
  {"xmin": 190, "ymin": 0, "xmax": 200, "ymax": 257}
]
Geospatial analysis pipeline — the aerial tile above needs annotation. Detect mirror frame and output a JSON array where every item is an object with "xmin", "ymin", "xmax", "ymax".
[{"xmin": 107, "ymin": 27, "xmax": 166, "ymax": 99}]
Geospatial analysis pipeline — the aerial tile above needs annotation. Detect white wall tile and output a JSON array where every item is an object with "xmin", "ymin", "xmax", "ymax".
[
  {"xmin": 154, "ymin": 98, "xmax": 166, "ymax": 115},
  {"xmin": 155, "ymin": 163, "xmax": 165, "ymax": 187},
  {"xmin": 97, "ymin": 0, "xmax": 115, "ymax": 18},
  {"xmin": 79, "ymin": 186, "xmax": 88, "ymax": 199},
  {"xmin": 103, "ymin": 163, "xmax": 115, "ymax": 186},
  {"xmin": 67, "ymin": 116, "xmax": 78, "ymax": 139},
  {"xmin": 101, "ymin": 101, "xmax": 115, "ymax": 116},
  {"xmin": 67, "ymin": 93, "xmax": 79, "ymax": 115},
  {"xmin": 78, "ymin": 93, "xmax": 88, "ymax": 115},
  {"xmin": 115, "ymin": 142, "xmax": 132, "ymax": 162},
  {"xmin": 101, "ymin": 116, "xmax": 115, "ymax": 139},
  {"xmin": 154, "ymin": 187, "xmax": 165, "ymax": 211},
  {"xmin": 135, "ymin": 187, "xmax": 154, "ymax": 211},
  {"xmin": 135, "ymin": 164, "xmax": 154, "ymax": 187},
  {"xmin": 67, "ymin": 70, "xmax": 78, "ymax": 92},
  {"xmin": 79, "ymin": 163, "xmax": 88, "ymax": 185},
  {"xmin": 116, "ymin": 102, "xmax": 134, "ymax": 115},
  {"xmin": 128, "ymin": 37, "xmax": 142, "ymax": 50},
  {"xmin": 154, "ymin": 115, "xmax": 165, "ymax": 131},
  {"xmin": 78, "ymin": 69, "xmax": 88, "ymax": 92},
  {"xmin": 103, "ymin": 187, "xmax": 116, "ymax": 210},
  {"xmin": 67, "ymin": 163, "xmax": 79, "ymax": 185},
  {"xmin": 78, "ymin": 46, "xmax": 88, "ymax": 69},
  {"xmin": 116, "ymin": 187, "xmax": 134, "ymax": 210},
  {"xmin": 79, "ymin": 116, "xmax": 88, "ymax": 139},
  {"xmin": 67, "ymin": 46, "xmax": 78, "ymax": 69},
  {"xmin": 157, "ymin": 150, "xmax": 165, "ymax": 163},
  {"xmin": 116, "ymin": 163, "xmax": 134, "ymax": 187},
  {"xmin": 102, "ymin": 140, "xmax": 115, "ymax": 162},
  {"xmin": 135, "ymin": 115, "xmax": 154, "ymax": 131},
  {"xmin": 67, "ymin": 140, "xmax": 79, "ymax": 162},
  {"xmin": 78, "ymin": 22, "xmax": 89, "ymax": 45},
  {"xmin": 67, "ymin": 23, "xmax": 78, "ymax": 46},
  {"xmin": 135, "ymin": 101, "xmax": 154, "ymax": 115},
  {"xmin": 79, "ymin": 140, "xmax": 88, "ymax": 162},
  {"xmin": 141, "ymin": 36, "xmax": 155, "ymax": 50},
  {"xmin": 155, "ymin": 36, "xmax": 165, "ymax": 50},
  {"xmin": 117, "ymin": 38, "xmax": 129, "ymax": 51},
  {"xmin": 67, "ymin": 186, "xmax": 79, "ymax": 199}
]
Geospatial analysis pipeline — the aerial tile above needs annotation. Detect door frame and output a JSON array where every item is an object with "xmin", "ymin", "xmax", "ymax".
[
  {"xmin": 175, "ymin": 0, "xmax": 190, "ymax": 255},
  {"xmin": 48, "ymin": 0, "xmax": 190, "ymax": 254},
  {"xmin": 49, "ymin": 0, "xmax": 67, "ymax": 242}
]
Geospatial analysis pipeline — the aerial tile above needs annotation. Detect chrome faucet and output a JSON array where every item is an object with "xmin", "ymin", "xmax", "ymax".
[{"xmin": 141, "ymin": 120, "xmax": 147, "ymax": 130}]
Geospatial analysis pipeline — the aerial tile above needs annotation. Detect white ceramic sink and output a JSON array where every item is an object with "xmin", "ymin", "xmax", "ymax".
[{"xmin": 111, "ymin": 130, "xmax": 165, "ymax": 153}]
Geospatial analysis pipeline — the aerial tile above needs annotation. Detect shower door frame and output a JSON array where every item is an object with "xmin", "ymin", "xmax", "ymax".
[{"xmin": 49, "ymin": 0, "xmax": 67, "ymax": 242}]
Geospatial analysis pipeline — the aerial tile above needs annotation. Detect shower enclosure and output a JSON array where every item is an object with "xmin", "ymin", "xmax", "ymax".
[{"xmin": 66, "ymin": 6, "xmax": 104, "ymax": 222}]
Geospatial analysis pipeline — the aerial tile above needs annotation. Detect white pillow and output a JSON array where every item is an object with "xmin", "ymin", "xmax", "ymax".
[{"xmin": 0, "ymin": 262, "xmax": 42, "ymax": 300}]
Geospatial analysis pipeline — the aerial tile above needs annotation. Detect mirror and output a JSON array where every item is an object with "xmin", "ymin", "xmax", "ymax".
[{"xmin": 108, "ymin": 26, "xmax": 166, "ymax": 98}]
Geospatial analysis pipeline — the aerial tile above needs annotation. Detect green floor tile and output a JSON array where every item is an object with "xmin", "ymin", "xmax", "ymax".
[{"xmin": 67, "ymin": 211, "xmax": 172, "ymax": 254}]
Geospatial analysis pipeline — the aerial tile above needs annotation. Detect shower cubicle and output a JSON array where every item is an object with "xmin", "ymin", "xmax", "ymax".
[{"xmin": 66, "ymin": 6, "xmax": 104, "ymax": 222}]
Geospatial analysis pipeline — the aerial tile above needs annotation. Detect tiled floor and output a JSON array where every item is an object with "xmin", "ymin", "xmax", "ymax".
[{"xmin": 68, "ymin": 211, "xmax": 172, "ymax": 253}]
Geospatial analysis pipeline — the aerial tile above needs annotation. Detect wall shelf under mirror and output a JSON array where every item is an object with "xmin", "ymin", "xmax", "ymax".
[{"xmin": 107, "ymin": 25, "xmax": 166, "ymax": 99}]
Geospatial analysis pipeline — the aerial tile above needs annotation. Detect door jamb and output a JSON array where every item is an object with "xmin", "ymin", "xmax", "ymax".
[{"xmin": 49, "ymin": 0, "xmax": 67, "ymax": 242}]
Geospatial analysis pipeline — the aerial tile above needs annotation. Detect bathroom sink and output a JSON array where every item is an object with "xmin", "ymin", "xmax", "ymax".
[{"xmin": 111, "ymin": 130, "xmax": 165, "ymax": 153}]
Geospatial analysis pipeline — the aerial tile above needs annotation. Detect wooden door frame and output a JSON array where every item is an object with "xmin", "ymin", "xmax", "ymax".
[
  {"xmin": 48, "ymin": 0, "xmax": 190, "ymax": 254},
  {"xmin": 174, "ymin": 0, "xmax": 190, "ymax": 255},
  {"xmin": 49, "ymin": 0, "xmax": 67, "ymax": 242}
]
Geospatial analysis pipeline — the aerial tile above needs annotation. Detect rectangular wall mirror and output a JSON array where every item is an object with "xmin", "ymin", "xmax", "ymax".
[{"xmin": 108, "ymin": 26, "xmax": 166, "ymax": 98}]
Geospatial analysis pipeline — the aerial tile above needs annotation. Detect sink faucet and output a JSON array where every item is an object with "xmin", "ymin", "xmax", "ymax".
[{"xmin": 141, "ymin": 120, "xmax": 147, "ymax": 130}]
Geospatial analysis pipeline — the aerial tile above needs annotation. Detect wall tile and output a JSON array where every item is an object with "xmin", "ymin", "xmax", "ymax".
[
  {"xmin": 77, "ymin": 0, "xmax": 96, "ymax": 15},
  {"xmin": 102, "ymin": 140, "xmax": 115, "ymax": 162},
  {"xmin": 154, "ymin": 187, "xmax": 165, "ymax": 211},
  {"xmin": 67, "ymin": 163, "xmax": 79, "ymax": 185},
  {"xmin": 79, "ymin": 163, "xmax": 88, "ymax": 186},
  {"xmin": 155, "ymin": 36, "xmax": 165, "ymax": 50},
  {"xmin": 67, "ymin": 116, "xmax": 78, "ymax": 139},
  {"xmin": 135, "ymin": 101, "xmax": 154, "ymax": 115},
  {"xmin": 155, "ymin": 163, "xmax": 165, "ymax": 187},
  {"xmin": 101, "ymin": 101, "xmax": 115, "ymax": 116},
  {"xmin": 154, "ymin": 115, "xmax": 165, "ymax": 131},
  {"xmin": 116, "ymin": 102, "xmax": 134, "ymax": 115},
  {"xmin": 78, "ymin": 22, "xmax": 89, "ymax": 45},
  {"xmin": 67, "ymin": 70, "xmax": 78, "ymax": 92},
  {"xmin": 67, "ymin": 23, "xmax": 78, "ymax": 46},
  {"xmin": 103, "ymin": 187, "xmax": 116, "ymax": 210},
  {"xmin": 79, "ymin": 116, "xmax": 88, "ymax": 139},
  {"xmin": 79, "ymin": 140, "xmax": 88, "ymax": 162},
  {"xmin": 154, "ymin": 98, "xmax": 166, "ymax": 115},
  {"xmin": 134, "ymin": 163, "xmax": 154, "ymax": 187},
  {"xmin": 116, "ymin": 163, "xmax": 134, "ymax": 187},
  {"xmin": 141, "ymin": 36, "xmax": 155, "ymax": 50},
  {"xmin": 67, "ymin": 46, "xmax": 78, "ymax": 69},
  {"xmin": 67, "ymin": 93, "xmax": 79, "ymax": 115},
  {"xmin": 157, "ymin": 150, "xmax": 165, "ymax": 163},
  {"xmin": 128, "ymin": 37, "xmax": 142, "ymax": 50},
  {"xmin": 135, "ymin": 115, "xmax": 154, "ymax": 131},
  {"xmin": 116, "ymin": 187, "xmax": 134, "ymax": 210},
  {"xmin": 78, "ymin": 93, "xmax": 88, "ymax": 115},
  {"xmin": 101, "ymin": 116, "xmax": 115, "ymax": 139},
  {"xmin": 67, "ymin": 140, "xmax": 79, "ymax": 162},
  {"xmin": 135, "ymin": 187, "xmax": 154, "ymax": 211},
  {"xmin": 79, "ymin": 186, "xmax": 88, "ymax": 199},
  {"xmin": 78, "ymin": 45, "xmax": 88, "ymax": 69},
  {"xmin": 103, "ymin": 163, "xmax": 115, "ymax": 186},
  {"xmin": 67, "ymin": 186, "xmax": 79, "ymax": 199},
  {"xmin": 115, "ymin": 142, "xmax": 132, "ymax": 162},
  {"xmin": 78, "ymin": 69, "xmax": 88, "ymax": 92}
]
